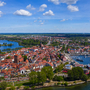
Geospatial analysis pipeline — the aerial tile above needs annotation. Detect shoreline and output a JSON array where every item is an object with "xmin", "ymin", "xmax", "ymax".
[
  {"xmin": 28, "ymin": 79, "xmax": 90, "ymax": 90},
  {"xmin": 6, "ymin": 79, "xmax": 90, "ymax": 90},
  {"xmin": 64, "ymin": 53, "xmax": 90, "ymax": 66}
]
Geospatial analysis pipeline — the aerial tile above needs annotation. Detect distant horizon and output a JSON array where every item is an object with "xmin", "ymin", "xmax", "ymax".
[{"xmin": 0, "ymin": 33, "xmax": 90, "ymax": 35}]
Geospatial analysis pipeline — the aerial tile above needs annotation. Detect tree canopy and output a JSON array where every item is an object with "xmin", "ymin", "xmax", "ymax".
[
  {"xmin": 0, "ymin": 82, "xmax": 7, "ymax": 90},
  {"xmin": 37, "ymin": 72, "xmax": 47, "ymax": 84},
  {"xmin": 29, "ymin": 70, "xmax": 47, "ymax": 85},
  {"xmin": 6, "ymin": 56, "xmax": 11, "ymax": 59},
  {"xmin": 29, "ymin": 71, "xmax": 38, "ymax": 85},
  {"xmin": 41, "ymin": 66, "xmax": 54, "ymax": 80},
  {"xmin": 68, "ymin": 67, "xmax": 84, "ymax": 80}
]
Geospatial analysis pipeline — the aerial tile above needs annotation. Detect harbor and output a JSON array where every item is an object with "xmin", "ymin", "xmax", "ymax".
[
  {"xmin": 71, "ymin": 55, "xmax": 90, "ymax": 65},
  {"xmin": 64, "ymin": 52, "xmax": 90, "ymax": 65}
]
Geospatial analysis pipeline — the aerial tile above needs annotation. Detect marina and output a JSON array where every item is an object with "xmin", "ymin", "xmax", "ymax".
[
  {"xmin": 71, "ymin": 55, "xmax": 90, "ymax": 65},
  {"xmin": 76, "ymin": 57, "xmax": 83, "ymax": 62}
]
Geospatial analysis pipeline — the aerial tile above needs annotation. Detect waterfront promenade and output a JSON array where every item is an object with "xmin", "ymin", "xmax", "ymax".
[
  {"xmin": 64, "ymin": 53, "xmax": 79, "ymax": 64},
  {"xmin": 70, "ymin": 53, "xmax": 90, "ymax": 56}
]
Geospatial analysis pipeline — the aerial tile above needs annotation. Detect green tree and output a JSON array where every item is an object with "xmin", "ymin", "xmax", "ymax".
[
  {"xmin": 73, "ymin": 67, "xmax": 84, "ymax": 80},
  {"xmin": 68, "ymin": 67, "xmax": 84, "ymax": 80},
  {"xmin": 67, "ymin": 70, "xmax": 74, "ymax": 80},
  {"xmin": 9, "ymin": 86, "xmax": 15, "ymax": 90},
  {"xmin": 54, "ymin": 63, "xmax": 66, "ymax": 73},
  {"xmin": 0, "ymin": 50, "xmax": 1, "ymax": 53},
  {"xmin": 53, "ymin": 75, "xmax": 63, "ymax": 81},
  {"xmin": 57, "ymin": 76, "xmax": 64, "ymax": 81},
  {"xmin": 64, "ymin": 82, "xmax": 68, "ymax": 86},
  {"xmin": 37, "ymin": 71, "xmax": 47, "ymax": 84},
  {"xmin": 61, "ymin": 44, "xmax": 65, "ymax": 52},
  {"xmin": 0, "ymin": 82, "xmax": 7, "ymax": 90},
  {"xmin": 6, "ymin": 56, "xmax": 11, "ymax": 59},
  {"xmin": 41, "ymin": 66, "xmax": 54, "ymax": 80},
  {"xmin": 24, "ymin": 86, "xmax": 30, "ymax": 90},
  {"xmin": 23, "ymin": 55, "xmax": 27, "ymax": 61},
  {"xmin": 57, "ymin": 55, "xmax": 60, "ymax": 58},
  {"xmin": 81, "ymin": 74, "xmax": 88, "ymax": 81},
  {"xmin": 29, "ymin": 71, "xmax": 38, "ymax": 85}
]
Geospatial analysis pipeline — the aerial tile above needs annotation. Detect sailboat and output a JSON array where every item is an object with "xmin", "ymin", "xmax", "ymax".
[
  {"xmin": 76, "ymin": 57, "xmax": 83, "ymax": 62},
  {"xmin": 84, "ymin": 54, "xmax": 86, "ymax": 58}
]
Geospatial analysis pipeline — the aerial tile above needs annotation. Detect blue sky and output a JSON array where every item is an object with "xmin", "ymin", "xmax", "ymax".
[{"xmin": 0, "ymin": 0, "xmax": 90, "ymax": 33}]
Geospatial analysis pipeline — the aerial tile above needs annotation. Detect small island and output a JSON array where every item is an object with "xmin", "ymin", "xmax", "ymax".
[{"xmin": 0, "ymin": 43, "xmax": 13, "ymax": 47}]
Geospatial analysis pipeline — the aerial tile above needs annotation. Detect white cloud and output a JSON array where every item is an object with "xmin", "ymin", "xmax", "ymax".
[
  {"xmin": 39, "ymin": 4, "xmax": 47, "ymax": 12},
  {"xmin": 34, "ymin": 20, "xmax": 37, "ymax": 22},
  {"xmin": 67, "ymin": 5, "xmax": 79, "ymax": 12},
  {"xmin": 13, "ymin": 9, "xmax": 32, "ymax": 16},
  {"xmin": 43, "ymin": 10, "xmax": 54, "ymax": 16},
  {"xmin": 0, "ymin": 1, "xmax": 6, "ymax": 6},
  {"xmin": 26, "ymin": 4, "xmax": 36, "ymax": 10},
  {"xmin": 48, "ymin": 0, "xmax": 60, "ymax": 5},
  {"xmin": 41, "ymin": 22, "xmax": 44, "ymax": 25},
  {"xmin": 38, "ymin": 17, "xmax": 40, "ymax": 19},
  {"xmin": 60, "ymin": 19, "xmax": 66, "ymax": 22},
  {"xmin": 0, "ymin": 11, "xmax": 3, "ymax": 17},
  {"xmin": 60, "ymin": 19, "xmax": 69, "ymax": 22},
  {"xmin": 48, "ymin": 0, "xmax": 78, "ymax": 5},
  {"xmin": 60, "ymin": 0, "xmax": 78, "ymax": 5},
  {"xmin": 39, "ymin": 20, "xmax": 42, "ymax": 22}
]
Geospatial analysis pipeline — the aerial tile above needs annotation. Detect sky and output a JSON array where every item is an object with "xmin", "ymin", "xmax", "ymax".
[{"xmin": 0, "ymin": 0, "xmax": 90, "ymax": 33}]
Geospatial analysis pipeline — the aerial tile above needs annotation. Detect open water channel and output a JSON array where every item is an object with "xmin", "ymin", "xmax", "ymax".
[{"xmin": 37, "ymin": 82, "xmax": 90, "ymax": 90}]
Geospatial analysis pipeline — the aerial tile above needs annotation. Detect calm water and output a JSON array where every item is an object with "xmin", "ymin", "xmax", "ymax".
[
  {"xmin": 0, "ymin": 40, "xmax": 22, "ymax": 51},
  {"xmin": 37, "ymin": 82, "xmax": 90, "ymax": 90},
  {"xmin": 71, "ymin": 55, "xmax": 90, "ymax": 65}
]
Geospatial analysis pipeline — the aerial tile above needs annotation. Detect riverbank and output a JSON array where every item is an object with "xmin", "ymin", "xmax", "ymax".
[{"xmin": 6, "ymin": 79, "xmax": 90, "ymax": 90}]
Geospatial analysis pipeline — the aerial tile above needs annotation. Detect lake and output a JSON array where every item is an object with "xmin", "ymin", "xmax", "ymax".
[
  {"xmin": 0, "ymin": 40, "xmax": 23, "ymax": 51},
  {"xmin": 36, "ymin": 82, "xmax": 90, "ymax": 90},
  {"xmin": 71, "ymin": 55, "xmax": 90, "ymax": 65}
]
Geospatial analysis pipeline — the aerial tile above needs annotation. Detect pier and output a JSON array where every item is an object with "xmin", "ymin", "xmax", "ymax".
[{"xmin": 70, "ymin": 53, "xmax": 90, "ymax": 56}]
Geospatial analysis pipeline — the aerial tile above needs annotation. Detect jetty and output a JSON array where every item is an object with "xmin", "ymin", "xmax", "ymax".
[{"xmin": 70, "ymin": 53, "xmax": 90, "ymax": 56}]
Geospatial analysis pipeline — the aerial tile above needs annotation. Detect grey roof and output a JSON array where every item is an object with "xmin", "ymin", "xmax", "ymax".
[
  {"xmin": 87, "ymin": 64, "xmax": 90, "ymax": 67},
  {"xmin": 65, "ymin": 64, "xmax": 71, "ymax": 67}
]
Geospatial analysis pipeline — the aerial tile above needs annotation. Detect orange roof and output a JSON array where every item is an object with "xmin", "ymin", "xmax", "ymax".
[{"xmin": 47, "ymin": 62, "xmax": 53, "ymax": 67}]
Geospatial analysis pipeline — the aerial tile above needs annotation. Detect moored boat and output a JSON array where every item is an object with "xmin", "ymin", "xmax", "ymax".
[{"xmin": 76, "ymin": 57, "xmax": 83, "ymax": 62}]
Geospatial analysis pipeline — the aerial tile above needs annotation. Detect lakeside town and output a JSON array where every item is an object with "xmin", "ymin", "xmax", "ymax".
[
  {"xmin": 0, "ymin": 34, "xmax": 90, "ymax": 89},
  {"xmin": 0, "ymin": 0, "xmax": 90, "ymax": 89}
]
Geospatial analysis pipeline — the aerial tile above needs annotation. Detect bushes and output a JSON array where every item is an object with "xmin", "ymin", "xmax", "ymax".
[
  {"xmin": 54, "ymin": 83, "xmax": 57, "ymax": 86},
  {"xmin": 24, "ymin": 86, "xmax": 30, "ymax": 90},
  {"xmin": 64, "ymin": 82, "xmax": 68, "ymax": 86},
  {"xmin": 74, "ymin": 81, "xmax": 76, "ymax": 83},
  {"xmin": 57, "ymin": 82, "xmax": 61, "ymax": 86},
  {"xmin": 6, "ymin": 56, "xmax": 11, "ymax": 59},
  {"xmin": 54, "ymin": 62, "xmax": 69, "ymax": 73},
  {"xmin": 53, "ymin": 75, "xmax": 64, "ymax": 81},
  {"xmin": 17, "ymin": 86, "xmax": 21, "ymax": 89},
  {"xmin": 61, "ymin": 82, "xmax": 64, "ymax": 85},
  {"xmin": 60, "ymin": 82, "xmax": 68, "ymax": 86},
  {"xmin": 54, "ymin": 64, "xmax": 64, "ymax": 73},
  {"xmin": 31, "ymin": 86, "xmax": 35, "ymax": 89},
  {"xmin": 9, "ymin": 86, "xmax": 15, "ymax": 90}
]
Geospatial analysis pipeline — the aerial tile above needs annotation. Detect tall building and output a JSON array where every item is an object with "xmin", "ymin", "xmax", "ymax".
[
  {"xmin": 14, "ymin": 54, "xmax": 19, "ymax": 63},
  {"xmin": 14, "ymin": 54, "xmax": 23, "ymax": 63}
]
